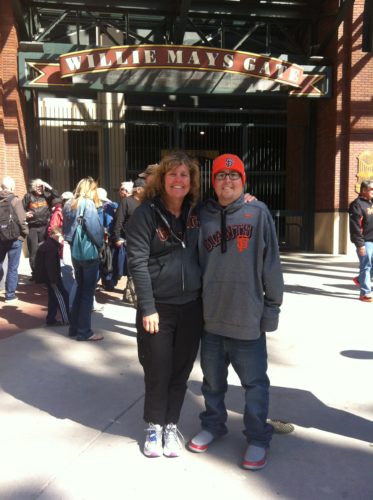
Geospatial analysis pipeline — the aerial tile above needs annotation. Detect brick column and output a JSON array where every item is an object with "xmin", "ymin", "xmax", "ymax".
[
  {"xmin": 313, "ymin": 0, "xmax": 373, "ymax": 253},
  {"xmin": 0, "ymin": 0, "xmax": 28, "ymax": 196},
  {"xmin": 348, "ymin": 0, "xmax": 373, "ymax": 202}
]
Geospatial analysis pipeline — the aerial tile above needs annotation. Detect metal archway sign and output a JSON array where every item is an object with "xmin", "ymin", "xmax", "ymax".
[{"xmin": 22, "ymin": 44, "xmax": 330, "ymax": 97}]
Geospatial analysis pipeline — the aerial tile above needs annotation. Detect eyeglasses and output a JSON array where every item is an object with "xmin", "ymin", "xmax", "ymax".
[{"xmin": 215, "ymin": 171, "xmax": 242, "ymax": 181}]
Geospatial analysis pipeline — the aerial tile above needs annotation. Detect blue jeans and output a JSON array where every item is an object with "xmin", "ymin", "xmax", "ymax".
[
  {"xmin": 61, "ymin": 263, "xmax": 77, "ymax": 310},
  {"xmin": 70, "ymin": 258, "xmax": 99, "ymax": 339},
  {"xmin": 200, "ymin": 332, "xmax": 273, "ymax": 447},
  {"xmin": 0, "ymin": 239, "xmax": 23, "ymax": 300},
  {"xmin": 357, "ymin": 242, "xmax": 373, "ymax": 296}
]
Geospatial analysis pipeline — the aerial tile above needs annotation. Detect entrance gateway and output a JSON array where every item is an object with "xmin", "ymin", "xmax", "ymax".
[{"xmin": 17, "ymin": 3, "xmax": 332, "ymax": 251}]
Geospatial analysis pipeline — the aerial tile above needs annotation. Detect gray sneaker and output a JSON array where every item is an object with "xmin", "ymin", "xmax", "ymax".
[
  {"xmin": 163, "ymin": 423, "xmax": 183, "ymax": 458},
  {"xmin": 242, "ymin": 444, "xmax": 268, "ymax": 470},
  {"xmin": 188, "ymin": 429, "xmax": 216, "ymax": 453},
  {"xmin": 144, "ymin": 423, "xmax": 163, "ymax": 458}
]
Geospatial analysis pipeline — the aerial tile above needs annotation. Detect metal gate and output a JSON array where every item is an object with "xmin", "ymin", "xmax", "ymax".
[{"xmin": 37, "ymin": 102, "xmax": 306, "ymax": 249}]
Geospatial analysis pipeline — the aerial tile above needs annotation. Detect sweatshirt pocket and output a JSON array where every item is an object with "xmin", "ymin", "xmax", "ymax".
[
  {"xmin": 203, "ymin": 280, "xmax": 262, "ymax": 330},
  {"xmin": 150, "ymin": 254, "xmax": 181, "ymax": 298}
]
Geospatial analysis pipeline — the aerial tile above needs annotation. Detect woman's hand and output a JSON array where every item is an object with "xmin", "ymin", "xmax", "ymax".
[
  {"xmin": 143, "ymin": 313, "xmax": 160, "ymax": 334},
  {"xmin": 243, "ymin": 193, "xmax": 257, "ymax": 203}
]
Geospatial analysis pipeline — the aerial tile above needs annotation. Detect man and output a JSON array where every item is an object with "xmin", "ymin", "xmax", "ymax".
[
  {"xmin": 113, "ymin": 177, "xmax": 145, "ymax": 304},
  {"xmin": 0, "ymin": 176, "xmax": 28, "ymax": 304},
  {"xmin": 22, "ymin": 178, "xmax": 59, "ymax": 279},
  {"xmin": 138, "ymin": 163, "xmax": 159, "ymax": 186},
  {"xmin": 119, "ymin": 181, "xmax": 133, "ymax": 199},
  {"xmin": 188, "ymin": 154, "xmax": 284, "ymax": 470},
  {"xmin": 96, "ymin": 187, "xmax": 117, "ymax": 292},
  {"xmin": 349, "ymin": 180, "xmax": 373, "ymax": 302}
]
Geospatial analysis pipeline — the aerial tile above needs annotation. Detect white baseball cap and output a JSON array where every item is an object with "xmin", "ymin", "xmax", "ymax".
[
  {"xmin": 97, "ymin": 187, "xmax": 111, "ymax": 202},
  {"xmin": 61, "ymin": 191, "xmax": 73, "ymax": 200}
]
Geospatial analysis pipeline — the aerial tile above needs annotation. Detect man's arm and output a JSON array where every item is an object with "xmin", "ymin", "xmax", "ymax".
[
  {"xmin": 12, "ymin": 197, "xmax": 29, "ymax": 238},
  {"xmin": 42, "ymin": 181, "xmax": 59, "ymax": 208},
  {"xmin": 112, "ymin": 198, "xmax": 127, "ymax": 245},
  {"xmin": 260, "ymin": 208, "xmax": 284, "ymax": 333},
  {"xmin": 349, "ymin": 200, "xmax": 365, "ymax": 249}
]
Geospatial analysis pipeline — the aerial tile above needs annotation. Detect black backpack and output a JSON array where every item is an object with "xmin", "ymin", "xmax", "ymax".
[{"xmin": 0, "ymin": 195, "xmax": 21, "ymax": 241}]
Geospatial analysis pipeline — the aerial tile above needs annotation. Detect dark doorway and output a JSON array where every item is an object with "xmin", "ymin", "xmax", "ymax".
[{"xmin": 68, "ymin": 130, "xmax": 100, "ymax": 187}]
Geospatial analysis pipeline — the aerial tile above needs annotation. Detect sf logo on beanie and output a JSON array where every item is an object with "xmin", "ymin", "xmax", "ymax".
[{"xmin": 225, "ymin": 158, "xmax": 234, "ymax": 168}]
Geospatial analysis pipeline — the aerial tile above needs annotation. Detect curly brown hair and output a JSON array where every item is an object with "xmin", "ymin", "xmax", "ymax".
[{"xmin": 142, "ymin": 150, "xmax": 200, "ymax": 206}]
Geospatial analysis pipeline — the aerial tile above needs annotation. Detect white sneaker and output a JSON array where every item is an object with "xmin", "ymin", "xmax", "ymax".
[
  {"xmin": 92, "ymin": 300, "xmax": 104, "ymax": 312},
  {"xmin": 163, "ymin": 423, "xmax": 183, "ymax": 457},
  {"xmin": 144, "ymin": 423, "xmax": 163, "ymax": 458},
  {"xmin": 4, "ymin": 297, "xmax": 18, "ymax": 306},
  {"xmin": 188, "ymin": 430, "xmax": 215, "ymax": 453}
]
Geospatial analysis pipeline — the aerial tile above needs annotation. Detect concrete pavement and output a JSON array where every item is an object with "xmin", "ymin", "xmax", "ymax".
[{"xmin": 0, "ymin": 253, "xmax": 373, "ymax": 499}]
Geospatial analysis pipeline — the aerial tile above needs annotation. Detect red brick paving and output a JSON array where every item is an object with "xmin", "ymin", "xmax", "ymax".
[
  {"xmin": 0, "ymin": 275, "xmax": 48, "ymax": 340},
  {"xmin": 0, "ymin": 276, "xmax": 126, "ymax": 340}
]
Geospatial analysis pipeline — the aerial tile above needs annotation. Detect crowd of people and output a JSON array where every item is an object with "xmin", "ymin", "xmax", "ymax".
[
  {"xmin": 0, "ymin": 165, "xmax": 155, "ymax": 322},
  {"xmin": 0, "ymin": 150, "xmax": 304, "ymax": 470}
]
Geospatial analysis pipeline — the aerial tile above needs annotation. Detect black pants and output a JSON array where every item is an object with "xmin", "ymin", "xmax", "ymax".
[
  {"xmin": 27, "ymin": 226, "xmax": 47, "ymax": 274},
  {"xmin": 46, "ymin": 280, "xmax": 70, "ymax": 325},
  {"xmin": 136, "ymin": 298, "xmax": 203, "ymax": 425}
]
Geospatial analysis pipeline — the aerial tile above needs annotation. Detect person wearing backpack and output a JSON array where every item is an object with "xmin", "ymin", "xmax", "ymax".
[
  {"xmin": 63, "ymin": 177, "xmax": 104, "ymax": 341},
  {"xmin": 0, "ymin": 176, "xmax": 28, "ymax": 304},
  {"xmin": 22, "ymin": 178, "xmax": 59, "ymax": 280}
]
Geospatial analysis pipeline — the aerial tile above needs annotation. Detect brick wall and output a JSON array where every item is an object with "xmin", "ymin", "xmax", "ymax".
[
  {"xmin": 314, "ymin": 0, "xmax": 340, "ymax": 212},
  {"xmin": 0, "ymin": 0, "xmax": 28, "ymax": 198},
  {"xmin": 315, "ymin": 0, "xmax": 373, "ymax": 211},
  {"xmin": 348, "ymin": 0, "xmax": 373, "ymax": 203}
]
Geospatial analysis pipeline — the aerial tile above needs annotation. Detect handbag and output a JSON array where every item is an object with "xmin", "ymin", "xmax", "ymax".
[
  {"xmin": 100, "ymin": 241, "xmax": 113, "ymax": 275},
  {"xmin": 71, "ymin": 200, "xmax": 99, "ymax": 261}
]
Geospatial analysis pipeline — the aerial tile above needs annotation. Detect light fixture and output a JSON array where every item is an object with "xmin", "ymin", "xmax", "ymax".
[{"xmin": 19, "ymin": 41, "xmax": 44, "ymax": 52}]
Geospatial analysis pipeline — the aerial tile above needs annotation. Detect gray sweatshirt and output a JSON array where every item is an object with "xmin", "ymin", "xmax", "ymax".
[{"xmin": 199, "ymin": 194, "xmax": 284, "ymax": 340}]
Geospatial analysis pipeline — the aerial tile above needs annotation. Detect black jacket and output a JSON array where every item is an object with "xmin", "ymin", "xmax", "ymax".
[
  {"xmin": 113, "ymin": 196, "xmax": 141, "ymax": 242},
  {"xmin": 34, "ymin": 237, "xmax": 62, "ymax": 284},
  {"xmin": 349, "ymin": 196, "xmax": 373, "ymax": 248},
  {"xmin": 22, "ymin": 188, "xmax": 58, "ymax": 228},
  {"xmin": 126, "ymin": 197, "xmax": 202, "ymax": 316}
]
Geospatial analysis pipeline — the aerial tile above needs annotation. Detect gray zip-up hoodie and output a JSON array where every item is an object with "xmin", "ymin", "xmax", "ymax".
[{"xmin": 199, "ymin": 194, "xmax": 283, "ymax": 340}]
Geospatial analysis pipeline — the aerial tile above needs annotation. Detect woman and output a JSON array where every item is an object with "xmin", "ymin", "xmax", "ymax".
[
  {"xmin": 63, "ymin": 177, "xmax": 104, "ymax": 341},
  {"xmin": 126, "ymin": 151, "xmax": 203, "ymax": 458}
]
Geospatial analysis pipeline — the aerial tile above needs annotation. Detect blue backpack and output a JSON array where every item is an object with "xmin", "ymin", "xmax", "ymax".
[{"xmin": 71, "ymin": 200, "xmax": 99, "ymax": 261}]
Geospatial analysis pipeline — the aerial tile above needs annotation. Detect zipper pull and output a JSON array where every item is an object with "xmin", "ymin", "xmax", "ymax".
[{"xmin": 181, "ymin": 241, "xmax": 186, "ymax": 249}]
